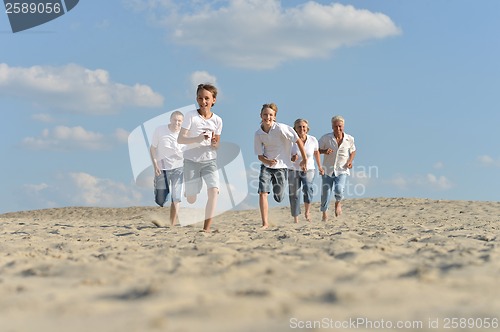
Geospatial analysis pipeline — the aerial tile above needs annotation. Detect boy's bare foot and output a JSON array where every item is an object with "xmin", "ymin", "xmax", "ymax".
[
  {"xmin": 260, "ymin": 224, "xmax": 269, "ymax": 230},
  {"xmin": 322, "ymin": 211, "xmax": 328, "ymax": 222},
  {"xmin": 293, "ymin": 216, "xmax": 299, "ymax": 224},
  {"xmin": 305, "ymin": 212, "xmax": 311, "ymax": 222}
]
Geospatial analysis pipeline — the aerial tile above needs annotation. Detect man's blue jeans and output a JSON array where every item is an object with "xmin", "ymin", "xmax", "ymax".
[{"xmin": 320, "ymin": 173, "xmax": 347, "ymax": 212}]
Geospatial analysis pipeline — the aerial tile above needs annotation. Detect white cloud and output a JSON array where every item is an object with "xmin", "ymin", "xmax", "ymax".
[
  {"xmin": 22, "ymin": 172, "xmax": 145, "ymax": 208},
  {"xmin": 134, "ymin": 0, "xmax": 401, "ymax": 69},
  {"xmin": 478, "ymin": 155, "xmax": 500, "ymax": 167},
  {"xmin": 21, "ymin": 125, "xmax": 110, "ymax": 151},
  {"xmin": 389, "ymin": 173, "xmax": 453, "ymax": 191},
  {"xmin": 114, "ymin": 128, "xmax": 130, "ymax": 143},
  {"xmin": 425, "ymin": 173, "xmax": 453, "ymax": 190},
  {"xmin": 433, "ymin": 161, "xmax": 444, "ymax": 169},
  {"xmin": 32, "ymin": 113, "xmax": 57, "ymax": 123},
  {"xmin": 189, "ymin": 71, "xmax": 219, "ymax": 97},
  {"xmin": 23, "ymin": 183, "xmax": 49, "ymax": 192},
  {"xmin": 190, "ymin": 71, "xmax": 217, "ymax": 88},
  {"xmin": 67, "ymin": 172, "xmax": 143, "ymax": 206},
  {"xmin": 0, "ymin": 63, "xmax": 164, "ymax": 114}
]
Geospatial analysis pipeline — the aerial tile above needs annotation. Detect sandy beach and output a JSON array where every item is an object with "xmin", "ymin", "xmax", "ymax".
[{"xmin": 1, "ymin": 198, "xmax": 499, "ymax": 332}]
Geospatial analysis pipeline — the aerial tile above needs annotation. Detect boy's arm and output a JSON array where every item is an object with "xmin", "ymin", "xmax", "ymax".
[
  {"xmin": 295, "ymin": 139, "xmax": 308, "ymax": 171},
  {"xmin": 291, "ymin": 143, "xmax": 298, "ymax": 162},
  {"xmin": 211, "ymin": 133, "xmax": 220, "ymax": 149},
  {"xmin": 211, "ymin": 119, "xmax": 223, "ymax": 149},
  {"xmin": 177, "ymin": 128, "xmax": 206, "ymax": 145},
  {"xmin": 259, "ymin": 155, "xmax": 277, "ymax": 167}
]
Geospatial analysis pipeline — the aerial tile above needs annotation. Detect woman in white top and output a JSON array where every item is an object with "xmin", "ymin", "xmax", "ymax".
[{"xmin": 289, "ymin": 119, "xmax": 324, "ymax": 223}]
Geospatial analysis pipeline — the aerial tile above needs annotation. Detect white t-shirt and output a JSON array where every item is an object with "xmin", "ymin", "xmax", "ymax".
[
  {"xmin": 291, "ymin": 134, "xmax": 319, "ymax": 171},
  {"xmin": 254, "ymin": 122, "xmax": 299, "ymax": 169},
  {"xmin": 181, "ymin": 109, "xmax": 223, "ymax": 162},
  {"xmin": 151, "ymin": 125, "xmax": 184, "ymax": 170},
  {"xmin": 318, "ymin": 132, "xmax": 356, "ymax": 176}
]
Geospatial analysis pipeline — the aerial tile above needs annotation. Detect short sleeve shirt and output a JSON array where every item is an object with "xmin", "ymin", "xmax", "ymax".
[
  {"xmin": 151, "ymin": 125, "xmax": 184, "ymax": 170},
  {"xmin": 181, "ymin": 109, "xmax": 223, "ymax": 162},
  {"xmin": 318, "ymin": 132, "xmax": 356, "ymax": 176},
  {"xmin": 291, "ymin": 134, "xmax": 319, "ymax": 171},
  {"xmin": 254, "ymin": 122, "xmax": 299, "ymax": 169}
]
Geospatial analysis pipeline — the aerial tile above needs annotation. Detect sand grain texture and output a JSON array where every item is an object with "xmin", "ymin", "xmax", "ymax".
[{"xmin": 1, "ymin": 198, "xmax": 499, "ymax": 331}]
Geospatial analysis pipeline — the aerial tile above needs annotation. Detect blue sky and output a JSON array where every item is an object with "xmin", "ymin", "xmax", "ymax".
[{"xmin": 1, "ymin": 0, "xmax": 499, "ymax": 214}]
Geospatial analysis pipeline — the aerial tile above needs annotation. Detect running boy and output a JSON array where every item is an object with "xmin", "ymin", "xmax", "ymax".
[
  {"xmin": 177, "ymin": 83, "xmax": 223, "ymax": 232},
  {"xmin": 254, "ymin": 103, "xmax": 308, "ymax": 229}
]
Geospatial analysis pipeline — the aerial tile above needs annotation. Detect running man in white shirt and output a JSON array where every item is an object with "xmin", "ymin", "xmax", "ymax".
[
  {"xmin": 150, "ymin": 111, "xmax": 185, "ymax": 225},
  {"xmin": 254, "ymin": 103, "xmax": 308, "ymax": 230},
  {"xmin": 319, "ymin": 115, "xmax": 356, "ymax": 220}
]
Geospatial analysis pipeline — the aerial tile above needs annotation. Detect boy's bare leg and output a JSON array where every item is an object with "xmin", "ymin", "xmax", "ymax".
[
  {"xmin": 293, "ymin": 216, "xmax": 299, "ymax": 224},
  {"xmin": 259, "ymin": 193, "xmax": 269, "ymax": 229},
  {"xmin": 304, "ymin": 203, "xmax": 311, "ymax": 222},
  {"xmin": 335, "ymin": 201, "xmax": 342, "ymax": 217},
  {"xmin": 203, "ymin": 187, "xmax": 218, "ymax": 232},
  {"xmin": 322, "ymin": 211, "xmax": 328, "ymax": 221},
  {"xmin": 170, "ymin": 201, "xmax": 180, "ymax": 225}
]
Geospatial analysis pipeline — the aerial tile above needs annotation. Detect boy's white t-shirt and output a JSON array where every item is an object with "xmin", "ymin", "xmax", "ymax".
[
  {"xmin": 151, "ymin": 125, "xmax": 184, "ymax": 170},
  {"xmin": 181, "ymin": 109, "xmax": 223, "ymax": 162},
  {"xmin": 254, "ymin": 122, "xmax": 299, "ymax": 169}
]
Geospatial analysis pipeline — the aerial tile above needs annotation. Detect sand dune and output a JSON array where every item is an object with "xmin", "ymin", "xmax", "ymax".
[{"xmin": 1, "ymin": 198, "xmax": 499, "ymax": 331}]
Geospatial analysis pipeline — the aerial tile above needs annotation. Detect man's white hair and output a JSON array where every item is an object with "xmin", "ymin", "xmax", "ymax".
[{"xmin": 331, "ymin": 115, "xmax": 345, "ymax": 124}]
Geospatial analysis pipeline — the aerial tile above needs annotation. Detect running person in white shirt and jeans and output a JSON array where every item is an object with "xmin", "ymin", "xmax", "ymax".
[
  {"xmin": 289, "ymin": 119, "xmax": 324, "ymax": 223},
  {"xmin": 150, "ymin": 111, "xmax": 185, "ymax": 225},
  {"xmin": 254, "ymin": 103, "xmax": 308, "ymax": 230},
  {"xmin": 319, "ymin": 115, "xmax": 356, "ymax": 220}
]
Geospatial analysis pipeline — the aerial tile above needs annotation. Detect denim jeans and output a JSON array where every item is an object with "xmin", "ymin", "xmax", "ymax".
[
  {"xmin": 320, "ymin": 173, "xmax": 347, "ymax": 212},
  {"xmin": 154, "ymin": 167, "xmax": 184, "ymax": 207},
  {"xmin": 288, "ymin": 170, "xmax": 315, "ymax": 217},
  {"xmin": 258, "ymin": 165, "xmax": 288, "ymax": 203}
]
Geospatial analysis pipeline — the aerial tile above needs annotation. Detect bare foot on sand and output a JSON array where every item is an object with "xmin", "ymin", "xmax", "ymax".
[
  {"xmin": 260, "ymin": 224, "xmax": 269, "ymax": 230},
  {"xmin": 322, "ymin": 211, "xmax": 328, "ymax": 222},
  {"xmin": 305, "ymin": 212, "xmax": 311, "ymax": 222},
  {"xmin": 335, "ymin": 201, "xmax": 342, "ymax": 217}
]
